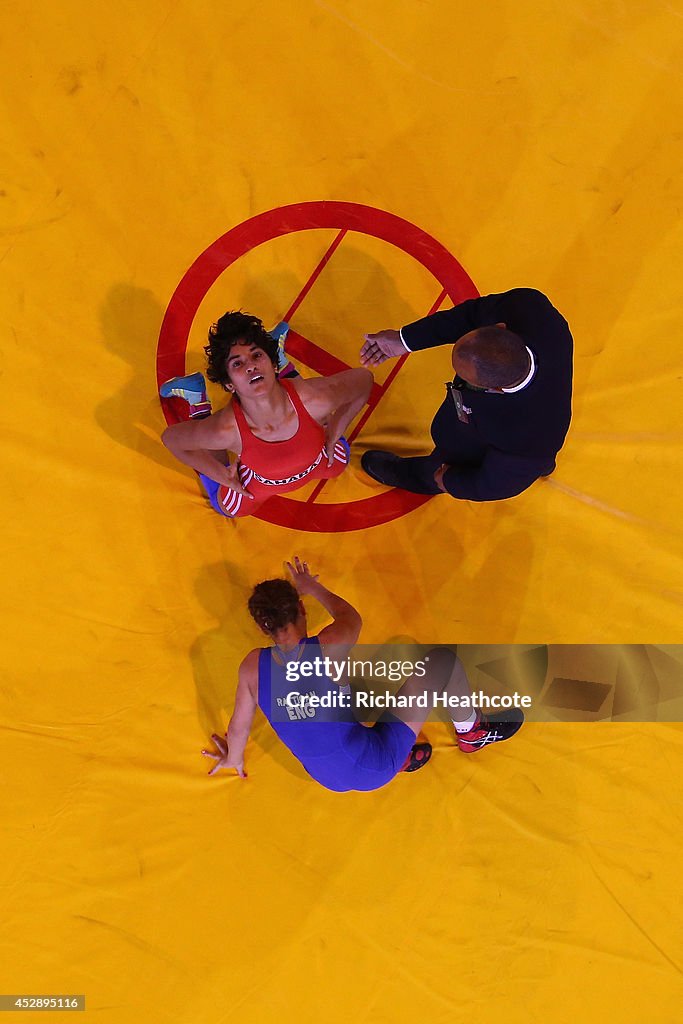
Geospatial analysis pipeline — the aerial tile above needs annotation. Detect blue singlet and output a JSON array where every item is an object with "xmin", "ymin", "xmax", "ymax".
[{"xmin": 257, "ymin": 636, "xmax": 415, "ymax": 793}]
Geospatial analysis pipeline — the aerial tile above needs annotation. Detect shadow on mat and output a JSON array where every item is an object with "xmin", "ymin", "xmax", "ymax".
[{"xmin": 96, "ymin": 282, "xmax": 172, "ymax": 471}]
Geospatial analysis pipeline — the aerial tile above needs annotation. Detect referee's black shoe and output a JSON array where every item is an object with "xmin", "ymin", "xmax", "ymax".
[
  {"xmin": 361, "ymin": 450, "xmax": 440, "ymax": 493},
  {"xmin": 361, "ymin": 449, "xmax": 403, "ymax": 486}
]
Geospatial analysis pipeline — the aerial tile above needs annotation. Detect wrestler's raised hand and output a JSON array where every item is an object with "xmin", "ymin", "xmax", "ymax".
[
  {"xmin": 286, "ymin": 555, "xmax": 320, "ymax": 595},
  {"xmin": 360, "ymin": 329, "xmax": 405, "ymax": 366},
  {"xmin": 201, "ymin": 732, "xmax": 247, "ymax": 778}
]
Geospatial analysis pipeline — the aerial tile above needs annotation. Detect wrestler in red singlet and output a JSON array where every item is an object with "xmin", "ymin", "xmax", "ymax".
[{"xmin": 161, "ymin": 312, "xmax": 369, "ymax": 522}]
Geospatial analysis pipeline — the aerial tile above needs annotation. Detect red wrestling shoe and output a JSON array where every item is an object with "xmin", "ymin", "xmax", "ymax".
[
  {"xmin": 456, "ymin": 708, "xmax": 524, "ymax": 753},
  {"xmin": 401, "ymin": 742, "xmax": 432, "ymax": 772}
]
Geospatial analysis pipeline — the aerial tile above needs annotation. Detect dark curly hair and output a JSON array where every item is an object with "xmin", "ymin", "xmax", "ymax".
[
  {"xmin": 204, "ymin": 311, "xmax": 279, "ymax": 390},
  {"xmin": 248, "ymin": 579, "xmax": 301, "ymax": 634}
]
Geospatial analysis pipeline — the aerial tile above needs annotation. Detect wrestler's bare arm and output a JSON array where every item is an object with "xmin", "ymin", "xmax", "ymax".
[
  {"xmin": 161, "ymin": 405, "xmax": 250, "ymax": 494},
  {"xmin": 294, "ymin": 368, "xmax": 373, "ymax": 424},
  {"xmin": 202, "ymin": 649, "xmax": 259, "ymax": 778}
]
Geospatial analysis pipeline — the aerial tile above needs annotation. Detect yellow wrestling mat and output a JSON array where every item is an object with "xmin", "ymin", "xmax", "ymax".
[{"xmin": 2, "ymin": 2, "xmax": 682, "ymax": 1020}]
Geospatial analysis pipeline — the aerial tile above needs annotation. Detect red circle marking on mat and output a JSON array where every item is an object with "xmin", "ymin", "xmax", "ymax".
[{"xmin": 157, "ymin": 201, "xmax": 478, "ymax": 532}]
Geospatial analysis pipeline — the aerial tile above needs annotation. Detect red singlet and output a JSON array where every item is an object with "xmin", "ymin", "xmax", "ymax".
[{"xmin": 216, "ymin": 379, "xmax": 349, "ymax": 518}]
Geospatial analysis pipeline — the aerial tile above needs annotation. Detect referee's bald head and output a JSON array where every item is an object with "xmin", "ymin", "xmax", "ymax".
[{"xmin": 452, "ymin": 325, "xmax": 530, "ymax": 390}]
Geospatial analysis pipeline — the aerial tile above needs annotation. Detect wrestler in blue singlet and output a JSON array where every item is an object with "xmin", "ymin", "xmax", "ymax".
[{"xmin": 257, "ymin": 636, "xmax": 415, "ymax": 793}]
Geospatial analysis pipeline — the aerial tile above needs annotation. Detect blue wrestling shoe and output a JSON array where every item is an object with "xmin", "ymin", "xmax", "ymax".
[
  {"xmin": 270, "ymin": 320, "xmax": 299, "ymax": 378},
  {"xmin": 269, "ymin": 321, "xmax": 289, "ymax": 369},
  {"xmin": 160, "ymin": 372, "xmax": 212, "ymax": 418}
]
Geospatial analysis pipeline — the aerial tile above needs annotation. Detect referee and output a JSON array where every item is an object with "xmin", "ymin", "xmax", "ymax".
[{"xmin": 360, "ymin": 288, "xmax": 573, "ymax": 501}]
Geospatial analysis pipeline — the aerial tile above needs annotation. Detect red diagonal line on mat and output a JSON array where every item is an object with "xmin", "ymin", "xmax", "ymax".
[
  {"xmin": 287, "ymin": 329, "xmax": 383, "ymax": 404},
  {"xmin": 306, "ymin": 286, "xmax": 449, "ymax": 503},
  {"xmin": 282, "ymin": 229, "xmax": 348, "ymax": 322}
]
